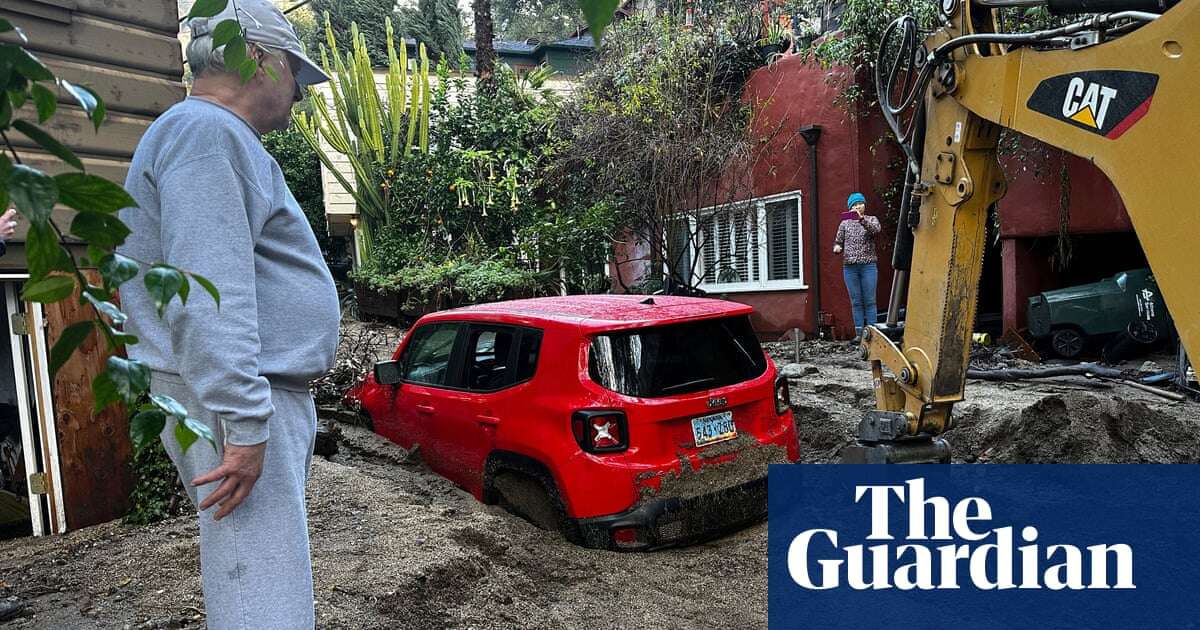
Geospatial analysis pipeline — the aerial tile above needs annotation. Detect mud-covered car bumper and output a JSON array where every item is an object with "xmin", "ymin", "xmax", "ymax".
[{"xmin": 573, "ymin": 476, "xmax": 768, "ymax": 551}]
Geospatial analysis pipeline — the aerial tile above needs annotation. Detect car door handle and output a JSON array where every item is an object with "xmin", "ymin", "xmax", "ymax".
[
  {"xmin": 476, "ymin": 415, "xmax": 500, "ymax": 426},
  {"xmin": 416, "ymin": 404, "xmax": 435, "ymax": 415}
]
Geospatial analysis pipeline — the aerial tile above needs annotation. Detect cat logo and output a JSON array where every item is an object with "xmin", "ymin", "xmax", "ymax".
[
  {"xmin": 1027, "ymin": 70, "xmax": 1158, "ymax": 139},
  {"xmin": 1061, "ymin": 78, "xmax": 1118, "ymax": 130}
]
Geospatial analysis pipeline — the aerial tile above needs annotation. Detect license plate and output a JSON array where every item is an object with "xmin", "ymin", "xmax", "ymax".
[{"xmin": 691, "ymin": 411, "xmax": 737, "ymax": 447}]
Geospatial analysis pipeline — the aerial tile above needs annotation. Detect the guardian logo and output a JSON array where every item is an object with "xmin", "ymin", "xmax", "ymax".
[{"xmin": 787, "ymin": 478, "xmax": 1135, "ymax": 591}]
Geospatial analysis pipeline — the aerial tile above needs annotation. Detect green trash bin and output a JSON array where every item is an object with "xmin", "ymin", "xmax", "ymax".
[{"xmin": 1027, "ymin": 268, "xmax": 1172, "ymax": 359}]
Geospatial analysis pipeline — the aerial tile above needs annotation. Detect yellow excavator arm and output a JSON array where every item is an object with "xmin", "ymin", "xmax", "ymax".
[{"xmin": 845, "ymin": 0, "xmax": 1197, "ymax": 463}]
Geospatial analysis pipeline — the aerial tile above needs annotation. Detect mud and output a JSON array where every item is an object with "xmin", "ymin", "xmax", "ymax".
[
  {"xmin": 0, "ymin": 337, "xmax": 1196, "ymax": 628},
  {"xmin": 638, "ymin": 434, "xmax": 789, "ymax": 504},
  {"xmin": 947, "ymin": 393, "xmax": 1200, "ymax": 464},
  {"xmin": 0, "ymin": 422, "xmax": 771, "ymax": 630},
  {"xmin": 765, "ymin": 340, "xmax": 1200, "ymax": 465}
]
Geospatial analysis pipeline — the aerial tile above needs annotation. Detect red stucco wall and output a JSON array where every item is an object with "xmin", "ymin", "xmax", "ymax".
[
  {"xmin": 611, "ymin": 60, "xmax": 1145, "ymax": 339},
  {"xmin": 721, "ymin": 57, "xmax": 899, "ymax": 338},
  {"xmin": 998, "ymin": 141, "xmax": 1132, "ymax": 238}
]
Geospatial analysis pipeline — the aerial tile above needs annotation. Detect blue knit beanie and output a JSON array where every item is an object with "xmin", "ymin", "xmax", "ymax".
[{"xmin": 847, "ymin": 192, "xmax": 866, "ymax": 209}]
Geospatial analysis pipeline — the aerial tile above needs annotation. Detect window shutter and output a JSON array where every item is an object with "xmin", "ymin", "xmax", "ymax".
[
  {"xmin": 668, "ymin": 219, "xmax": 693, "ymax": 284},
  {"xmin": 767, "ymin": 199, "xmax": 801, "ymax": 281}
]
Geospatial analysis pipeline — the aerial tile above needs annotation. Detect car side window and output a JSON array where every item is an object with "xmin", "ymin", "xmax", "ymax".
[
  {"xmin": 465, "ymin": 327, "xmax": 516, "ymax": 391},
  {"xmin": 400, "ymin": 324, "xmax": 460, "ymax": 386},
  {"xmin": 460, "ymin": 326, "xmax": 543, "ymax": 392},
  {"xmin": 516, "ymin": 329, "xmax": 542, "ymax": 381}
]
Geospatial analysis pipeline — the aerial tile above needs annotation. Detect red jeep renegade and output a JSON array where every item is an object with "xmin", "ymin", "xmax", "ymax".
[{"xmin": 349, "ymin": 295, "xmax": 798, "ymax": 550}]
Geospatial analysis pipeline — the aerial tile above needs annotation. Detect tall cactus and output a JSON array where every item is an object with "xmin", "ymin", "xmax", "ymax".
[{"xmin": 295, "ymin": 15, "xmax": 431, "ymax": 261}]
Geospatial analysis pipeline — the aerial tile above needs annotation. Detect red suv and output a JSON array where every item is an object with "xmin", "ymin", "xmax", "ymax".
[{"xmin": 349, "ymin": 295, "xmax": 798, "ymax": 550}]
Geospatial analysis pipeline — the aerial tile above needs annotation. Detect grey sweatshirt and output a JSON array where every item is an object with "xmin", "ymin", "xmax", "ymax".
[{"xmin": 118, "ymin": 97, "xmax": 340, "ymax": 445}]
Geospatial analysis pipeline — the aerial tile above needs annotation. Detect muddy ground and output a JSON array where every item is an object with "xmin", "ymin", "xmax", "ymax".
[{"xmin": 1, "ymin": 330, "xmax": 1197, "ymax": 629}]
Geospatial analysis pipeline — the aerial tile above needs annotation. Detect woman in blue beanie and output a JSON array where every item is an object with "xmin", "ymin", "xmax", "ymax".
[{"xmin": 834, "ymin": 192, "xmax": 881, "ymax": 339}]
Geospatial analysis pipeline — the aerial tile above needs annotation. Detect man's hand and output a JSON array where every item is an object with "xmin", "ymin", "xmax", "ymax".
[
  {"xmin": 193, "ymin": 442, "xmax": 267, "ymax": 520},
  {"xmin": 833, "ymin": 244, "xmax": 843, "ymax": 254},
  {"xmin": 0, "ymin": 209, "xmax": 17, "ymax": 240}
]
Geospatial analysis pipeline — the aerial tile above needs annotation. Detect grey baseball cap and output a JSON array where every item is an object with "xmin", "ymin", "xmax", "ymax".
[{"xmin": 188, "ymin": 0, "xmax": 330, "ymax": 87}]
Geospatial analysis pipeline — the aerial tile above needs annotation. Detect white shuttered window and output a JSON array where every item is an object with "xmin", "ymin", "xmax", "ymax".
[{"xmin": 669, "ymin": 191, "xmax": 806, "ymax": 292}]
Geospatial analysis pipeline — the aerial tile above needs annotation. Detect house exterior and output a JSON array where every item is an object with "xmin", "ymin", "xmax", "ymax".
[
  {"xmin": 0, "ymin": 0, "xmax": 186, "ymax": 535},
  {"xmin": 614, "ymin": 51, "xmax": 1140, "ymax": 341},
  {"xmin": 612, "ymin": 54, "xmax": 902, "ymax": 340}
]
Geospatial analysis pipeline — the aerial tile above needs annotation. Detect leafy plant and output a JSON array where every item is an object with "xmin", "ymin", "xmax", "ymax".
[
  {"xmin": 553, "ymin": 5, "xmax": 769, "ymax": 292},
  {"xmin": 396, "ymin": 0, "xmax": 466, "ymax": 63},
  {"xmin": 795, "ymin": 0, "xmax": 939, "ymax": 106},
  {"xmin": 355, "ymin": 257, "xmax": 552, "ymax": 311},
  {"xmin": 757, "ymin": 21, "xmax": 795, "ymax": 47},
  {"xmin": 305, "ymin": 0, "xmax": 398, "ymax": 66},
  {"xmin": 495, "ymin": 0, "xmax": 585, "ymax": 41},
  {"xmin": 294, "ymin": 16, "xmax": 432, "ymax": 263},
  {"xmin": 125, "ymin": 434, "xmax": 190, "ymax": 526}
]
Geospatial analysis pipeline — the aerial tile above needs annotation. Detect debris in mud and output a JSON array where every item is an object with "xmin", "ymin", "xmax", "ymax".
[
  {"xmin": 637, "ymin": 434, "xmax": 789, "ymax": 503},
  {"xmin": 333, "ymin": 422, "xmax": 422, "ymax": 468},
  {"xmin": 0, "ymin": 598, "xmax": 28, "ymax": 622},
  {"xmin": 779, "ymin": 363, "xmax": 820, "ymax": 379},
  {"xmin": 315, "ymin": 420, "xmax": 342, "ymax": 457},
  {"xmin": 310, "ymin": 320, "xmax": 404, "ymax": 407}
]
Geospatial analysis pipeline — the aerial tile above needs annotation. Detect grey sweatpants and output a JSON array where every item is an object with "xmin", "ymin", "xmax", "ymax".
[{"xmin": 152, "ymin": 371, "xmax": 318, "ymax": 630}]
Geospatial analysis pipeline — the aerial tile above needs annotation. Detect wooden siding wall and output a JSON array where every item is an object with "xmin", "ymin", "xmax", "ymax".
[{"xmin": 0, "ymin": 0, "xmax": 185, "ymax": 266}]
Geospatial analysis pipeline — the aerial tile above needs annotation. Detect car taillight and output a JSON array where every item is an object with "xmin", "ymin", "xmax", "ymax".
[
  {"xmin": 571, "ymin": 410, "xmax": 629, "ymax": 453},
  {"xmin": 775, "ymin": 376, "xmax": 791, "ymax": 415}
]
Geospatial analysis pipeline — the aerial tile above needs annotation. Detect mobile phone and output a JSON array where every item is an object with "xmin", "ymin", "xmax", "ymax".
[{"xmin": 840, "ymin": 211, "xmax": 859, "ymax": 221}]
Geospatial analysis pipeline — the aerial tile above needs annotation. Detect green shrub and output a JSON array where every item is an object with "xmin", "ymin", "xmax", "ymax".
[{"xmin": 125, "ymin": 438, "xmax": 190, "ymax": 526}]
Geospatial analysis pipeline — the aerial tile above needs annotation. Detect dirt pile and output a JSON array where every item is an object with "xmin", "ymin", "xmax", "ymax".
[
  {"xmin": 947, "ymin": 393, "xmax": 1200, "ymax": 463},
  {"xmin": 765, "ymin": 341, "xmax": 1200, "ymax": 465}
]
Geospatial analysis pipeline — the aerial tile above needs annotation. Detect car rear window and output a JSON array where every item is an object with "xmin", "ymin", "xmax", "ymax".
[{"xmin": 587, "ymin": 315, "xmax": 768, "ymax": 397}]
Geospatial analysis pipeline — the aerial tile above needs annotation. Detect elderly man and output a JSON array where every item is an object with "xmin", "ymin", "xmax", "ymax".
[{"xmin": 116, "ymin": 1, "xmax": 339, "ymax": 627}]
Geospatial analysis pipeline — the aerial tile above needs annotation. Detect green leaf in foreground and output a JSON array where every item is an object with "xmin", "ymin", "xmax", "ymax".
[
  {"xmin": 150, "ymin": 393, "xmax": 188, "ymax": 419},
  {"xmin": 130, "ymin": 409, "xmax": 166, "ymax": 453},
  {"xmin": 31, "ymin": 83, "xmax": 56, "ymax": 122},
  {"xmin": 107, "ymin": 355, "xmax": 151, "ymax": 403},
  {"xmin": 49, "ymin": 320, "xmax": 95, "ymax": 379},
  {"xmin": 92, "ymin": 370, "xmax": 122, "ymax": 414},
  {"xmin": 190, "ymin": 273, "xmax": 220, "ymax": 309},
  {"xmin": 21, "ymin": 275, "xmax": 75, "ymax": 303},
  {"xmin": 187, "ymin": 0, "xmax": 229, "ymax": 19},
  {"xmin": 174, "ymin": 419, "xmax": 198, "ymax": 453},
  {"xmin": 579, "ymin": 0, "xmax": 620, "ymax": 45},
  {"xmin": 13, "ymin": 120, "xmax": 84, "ymax": 171},
  {"xmin": 8, "ymin": 164, "xmax": 58, "ymax": 224},
  {"xmin": 144, "ymin": 266, "xmax": 184, "ymax": 317},
  {"xmin": 55, "ymin": 173, "xmax": 136, "ymax": 214},
  {"xmin": 99, "ymin": 253, "xmax": 139, "ymax": 289},
  {"xmin": 183, "ymin": 417, "xmax": 217, "ymax": 452}
]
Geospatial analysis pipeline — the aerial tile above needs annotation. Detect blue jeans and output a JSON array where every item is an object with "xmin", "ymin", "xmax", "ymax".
[{"xmin": 842, "ymin": 262, "xmax": 878, "ymax": 336}]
